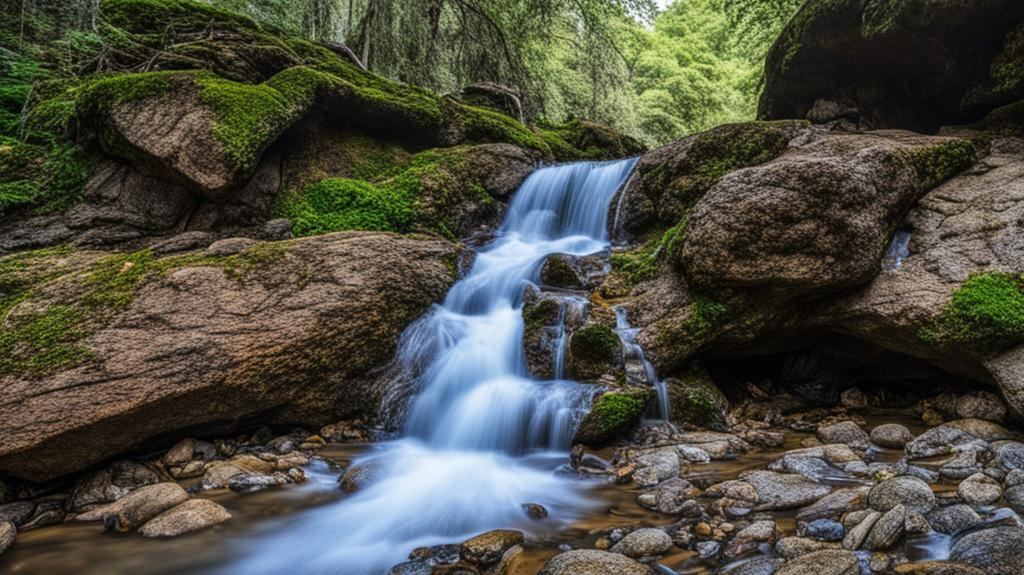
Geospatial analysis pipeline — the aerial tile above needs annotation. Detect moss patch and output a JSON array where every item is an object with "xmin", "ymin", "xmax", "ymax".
[
  {"xmin": 667, "ymin": 362, "xmax": 729, "ymax": 431},
  {"xmin": 657, "ymin": 296, "xmax": 728, "ymax": 360},
  {"xmin": 610, "ymin": 221, "xmax": 687, "ymax": 286},
  {"xmin": 911, "ymin": 139, "xmax": 977, "ymax": 191},
  {"xmin": 0, "ymin": 242, "xmax": 290, "ymax": 378},
  {"xmin": 574, "ymin": 387, "xmax": 653, "ymax": 446},
  {"xmin": 275, "ymin": 146, "xmax": 498, "ymax": 240},
  {"xmin": 569, "ymin": 323, "xmax": 620, "ymax": 380},
  {"xmin": 920, "ymin": 272, "xmax": 1024, "ymax": 351}
]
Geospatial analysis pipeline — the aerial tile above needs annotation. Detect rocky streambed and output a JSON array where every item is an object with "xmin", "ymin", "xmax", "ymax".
[{"xmin": 3, "ymin": 394, "xmax": 1023, "ymax": 575}]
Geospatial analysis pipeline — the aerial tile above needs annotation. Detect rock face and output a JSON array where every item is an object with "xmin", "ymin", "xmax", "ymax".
[
  {"xmin": 759, "ymin": 0, "xmax": 1024, "ymax": 131},
  {"xmin": 681, "ymin": 132, "xmax": 951, "ymax": 296},
  {"xmin": 0, "ymin": 233, "xmax": 459, "ymax": 481}
]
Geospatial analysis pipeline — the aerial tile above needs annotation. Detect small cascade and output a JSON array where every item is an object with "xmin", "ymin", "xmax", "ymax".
[
  {"xmin": 551, "ymin": 296, "xmax": 588, "ymax": 380},
  {"xmin": 222, "ymin": 157, "xmax": 639, "ymax": 575},
  {"xmin": 613, "ymin": 306, "xmax": 669, "ymax": 420},
  {"xmin": 882, "ymin": 229, "xmax": 912, "ymax": 271}
]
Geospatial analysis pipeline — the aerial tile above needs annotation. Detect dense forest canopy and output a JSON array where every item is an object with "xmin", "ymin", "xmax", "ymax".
[{"xmin": 3, "ymin": 0, "xmax": 802, "ymax": 147}]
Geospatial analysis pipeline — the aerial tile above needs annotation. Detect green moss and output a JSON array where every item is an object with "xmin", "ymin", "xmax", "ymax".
[
  {"xmin": 101, "ymin": 0, "xmax": 258, "ymax": 34},
  {"xmin": 911, "ymin": 139, "xmax": 977, "ymax": 191},
  {"xmin": 657, "ymin": 296, "xmax": 727, "ymax": 358},
  {"xmin": 610, "ymin": 221, "xmax": 687, "ymax": 286},
  {"xmin": 276, "ymin": 146, "xmax": 499, "ymax": 240},
  {"xmin": 667, "ymin": 362, "xmax": 729, "ymax": 431},
  {"xmin": 536, "ymin": 119, "xmax": 646, "ymax": 161},
  {"xmin": 575, "ymin": 387, "xmax": 653, "ymax": 444},
  {"xmin": 0, "ymin": 136, "xmax": 93, "ymax": 216},
  {"xmin": 523, "ymin": 299, "xmax": 560, "ymax": 333},
  {"xmin": 920, "ymin": 272, "xmax": 1024, "ymax": 351},
  {"xmin": 569, "ymin": 323, "xmax": 620, "ymax": 380},
  {"xmin": 0, "ymin": 242, "xmax": 290, "ymax": 378},
  {"xmin": 453, "ymin": 102, "xmax": 552, "ymax": 156},
  {"xmin": 540, "ymin": 255, "xmax": 580, "ymax": 288}
]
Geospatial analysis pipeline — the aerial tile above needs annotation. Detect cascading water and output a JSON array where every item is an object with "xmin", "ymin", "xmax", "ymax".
[
  {"xmin": 614, "ymin": 306, "xmax": 669, "ymax": 420},
  {"xmin": 222, "ymin": 158, "xmax": 638, "ymax": 575}
]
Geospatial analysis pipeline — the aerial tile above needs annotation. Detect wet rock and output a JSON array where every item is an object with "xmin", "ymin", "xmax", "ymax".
[
  {"xmin": 926, "ymin": 504, "xmax": 982, "ymax": 535},
  {"xmin": 958, "ymin": 473, "xmax": 1002, "ymax": 506},
  {"xmin": 78, "ymin": 483, "xmax": 189, "ymax": 532},
  {"xmin": 939, "ymin": 449, "xmax": 985, "ymax": 481},
  {"xmin": 948, "ymin": 526, "xmax": 1024, "ymax": 575},
  {"xmin": 69, "ymin": 460, "xmax": 161, "ymax": 512},
  {"xmin": 460, "ymin": 529, "xmax": 524, "ymax": 567},
  {"xmin": 816, "ymin": 422, "xmax": 869, "ymax": 451},
  {"xmin": 863, "ymin": 504, "xmax": 906, "ymax": 551},
  {"xmin": 228, "ymin": 473, "xmax": 288, "ymax": 493},
  {"xmin": 676, "ymin": 432, "xmax": 750, "ymax": 460},
  {"xmin": 768, "ymin": 455, "xmax": 849, "ymax": 483},
  {"xmin": 0, "ymin": 502, "xmax": 35, "ymax": 526},
  {"xmin": 162, "ymin": 438, "xmax": 218, "ymax": 468},
  {"xmin": 630, "ymin": 448, "xmax": 682, "ymax": 488},
  {"xmin": 724, "ymin": 520, "xmax": 777, "ymax": 559},
  {"xmin": 677, "ymin": 445, "xmax": 712, "ymax": 463},
  {"xmin": 666, "ymin": 362, "xmax": 730, "ymax": 431},
  {"xmin": 741, "ymin": 471, "xmax": 833, "ymax": 511},
  {"xmin": 776, "ymin": 549, "xmax": 859, "ymax": 575},
  {"xmin": 138, "ymin": 498, "xmax": 230, "ymax": 537},
  {"xmin": 778, "ymin": 444, "xmax": 861, "ymax": 466},
  {"xmin": 522, "ymin": 503, "xmax": 548, "ymax": 519},
  {"xmin": 775, "ymin": 536, "xmax": 836, "ymax": 559},
  {"xmin": 0, "ymin": 521, "xmax": 14, "ymax": 556},
  {"xmin": 905, "ymin": 420, "xmax": 1008, "ymax": 459},
  {"xmin": 955, "ymin": 392, "xmax": 1007, "ymax": 422},
  {"xmin": 993, "ymin": 442, "xmax": 1024, "ymax": 471},
  {"xmin": 201, "ymin": 463, "xmax": 248, "ymax": 491},
  {"xmin": 537, "ymin": 549, "xmax": 651, "ymax": 575},
  {"xmin": 574, "ymin": 388, "xmax": 653, "ymax": 447},
  {"xmin": 339, "ymin": 462, "xmax": 380, "ymax": 493},
  {"xmin": 842, "ymin": 510, "xmax": 881, "ymax": 550},
  {"xmin": 905, "ymin": 510, "xmax": 931, "ymax": 535},
  {"xmin": 637, "ymin": 477, "xmax": 698, "ymax": 515},
  {"xmin": 409, "ymin": 544, "xmax": 461, "ymax": 567},
  {"xmin": 868, "ymin": 476, "xmax": 936, "ymax": 514},
  {"xmin": 722, "ymin": 557, "xmax": 785, "ymax": 575},
  {"xmin": 799, "ymin": 518, "xmax": 844, "ymax": 541},
  {"xmin": 387, "ymin": 560, "xmax": 431, "ymax": 575},
  {"xmin": 611, "ymin": 528, "xmax": 672, "ymax": 558},
  {"xmin": 893, "ymin": 561, "xmax": 986, "ymax": 575},
  {"xmin": 840, "ymin": 388, "xmax": 868, "ymax": 409},
  {"xmin": 20, "ymin": 499, "xmax": 64, "ymax": 531},
  {"xmin": 870, "ymin": 424, "xmax": 915, "ymax": 449}
]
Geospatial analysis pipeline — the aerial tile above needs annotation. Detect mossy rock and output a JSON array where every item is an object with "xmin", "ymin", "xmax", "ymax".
[
  {"xmin": 911, "ymin": 139, "xmax": 977, "ymax": 191},
  {"xmin": 573, "ymin": 387, "xmax": 653, "ymax": 447},
  {"xmin": 521, "ymin": 295, "xmax": 562, "ymax": 380},
  {"xmin": 666, "ymin": 362, "xmax": 730, "ymax": 431},
  {"xmin": 568, "ymin": 323, "xmax": 620, "ymax": 381},
  {"xmin": 540, "ymin": 254, "xmax": 584, "ymax": 290},
  {"xmin": 920, "ymin": 272, "xmax": 1024, "ymax": 352}
]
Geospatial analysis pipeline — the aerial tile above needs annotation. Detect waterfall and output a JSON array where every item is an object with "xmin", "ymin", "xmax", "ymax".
[
  {"xmin": 222, "ymin": 158, "xmax": 639, "ymax": 575},
  {"xmin": 614, "ymin": 306, "xmax": 669, "ymax": 420}
]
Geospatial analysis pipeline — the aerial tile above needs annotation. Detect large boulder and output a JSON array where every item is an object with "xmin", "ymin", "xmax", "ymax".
[
  {"xmin": 759, "ymin": 0, "xmax": 1024, "ymax": 131},
  {"xmin": 949, "ymin": 526, "xmax": 1024, "ymax": 575},
  {"xmin": 0, "ymin": 232, "xmax": 459, "ymax": 481},
  {"xmin": 680, "ymin": 132, "xmax": 969, "ymax": 297}
]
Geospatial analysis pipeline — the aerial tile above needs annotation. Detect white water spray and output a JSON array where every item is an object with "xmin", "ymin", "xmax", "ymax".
[{"xmin": 223, "ymin": 159, "xmax": 638, "ymax": 574}]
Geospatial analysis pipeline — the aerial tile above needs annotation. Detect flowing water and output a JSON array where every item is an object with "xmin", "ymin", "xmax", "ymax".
[{"xmin": 220, "ymin": 158, "xmax": 640, "ymax": 574}]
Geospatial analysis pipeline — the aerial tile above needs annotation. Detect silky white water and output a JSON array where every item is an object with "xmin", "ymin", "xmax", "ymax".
[{"xmin": 223, "ymin": 159, "xmax": 639, "ymax": 574}]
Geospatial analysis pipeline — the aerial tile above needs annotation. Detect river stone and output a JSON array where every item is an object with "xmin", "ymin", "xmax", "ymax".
[
  {"xmin": 777, "ymin": 549, "xmax": 859, "ymax": 575},
  {"xmin": 78, "ymin": 482, "xmax": 189, "ymax": 532},
  {"xmin": 460, "ymin": 529, "xmax": 524, "ymax": 567},
  {"xmin": 955, "ymin": 392, "xmax": 1007, "ymax": 422},
  {"xmin": 722, "ymin": 557, "xmax": 785, "ymax": 575},
  {"xmin": 926, "ymin": 504, "xmax": 982, "ymax": 535},
  {"xmin": 796, "ymin": 486, "xmax": 869, "ymax": 522},
  {"xmin": 945, "ymin": 419, "xmax": 1013, "ymax": 442},
  {"xmin": 892, "ymin": 561, "xmax": 986, "ymax": 575},
  {"xmin": 799, "ymin": 518, "xmax": 845, "ymax": 541},
  {"xmin": 138, "ymin": 498, "xmax": 231, "ymax": 537},
  {"xmin": 637, "ymin": 477, "xmax": 698, "ymax": 515},
  {"xmin": 871, "ymin": 424, "xmax": 915, "ymax": 449},
  {"xmin": 904, "ymin": 420, "xmax": 1008, "ymax": 459},
  {"xmin": 0, "ymin": 521, "xmax": 13, "ymax": 556},
  {"xmin": 201, "ymin": 463, "xmax": 248, "ymax": 491},
  {"xmin": 949, "ymin": 526, "xmax": 1024, "ymax": 575},
  {"xmin": 161, "ymin": 438, "xmax": 217, "ymax": 467},
  {"xmin": 994, "ymin": 442, "xmax": 1024, "ymax": 471},
  {"xmin": 631, "ymin": 448, "xmax": 681, "ymax": 488},
  {"xmin": 958, "ymin": 473, "xmax": 1002, "ymax": 506},
  {"xmin": 863, "ymin": 504, "xmax": 906, "ymax": 551},
  {"xmin": 741, "ymin": 471, "xmax": 833, "ymax": 510},
  {"xmin": 842, "ymin": 510, "xmax": 880, "ymax": 550},
  {"xmin": 869, "ymin": 476, "xmax": 935, "ymax": 514},
  {"xmin": 816, "ymin": 421, "xmax": 869, "ymax": 450},
  {"xmin": 228, "ymin": 472, "xmax": 287, "ymax": 493},
  {"xmin": 69, "ymin": 460, "xmax": 161, "ymax": 512},
  {"xmin": 775, "ymin": 537, "xmax": 836, "ymax": 559},
  {"xmin": 0, "ymin": 502, "xmax": 35, "ymax": 526},
  {"xmin": 611, "ymin": 528, "xmax": 672, "ymax": 558},
  {"xmin": 538, "ymin": 549, "xmax": 651, "ymax": 575},
  {"xmin": 724, "ymin": 520, "xmax": 777, "ymax": 559}
]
